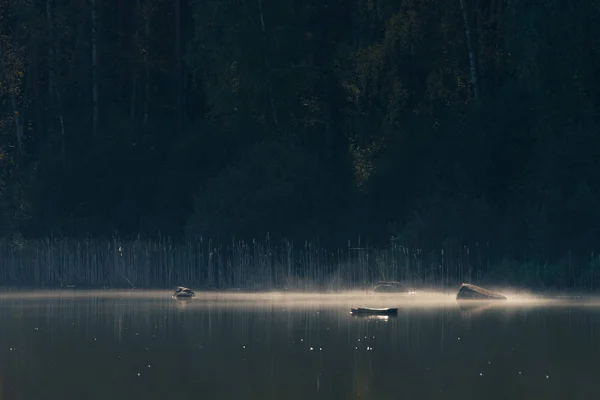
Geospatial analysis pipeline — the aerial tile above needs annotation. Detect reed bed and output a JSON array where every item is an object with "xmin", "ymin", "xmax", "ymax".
[{"xmin": 0, "ymin": 236, "xmax": 598, "ymax": 291}]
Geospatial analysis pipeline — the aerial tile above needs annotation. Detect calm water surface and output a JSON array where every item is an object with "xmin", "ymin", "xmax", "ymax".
[{"xmin": 0, "ymin": 290, "xmax": 599, "ymax": 399}]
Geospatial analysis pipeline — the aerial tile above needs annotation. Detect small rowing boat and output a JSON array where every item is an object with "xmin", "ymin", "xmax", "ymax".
[{"xmin": 350, "ymin": 307, "xmax": 398, "ymax": 316}]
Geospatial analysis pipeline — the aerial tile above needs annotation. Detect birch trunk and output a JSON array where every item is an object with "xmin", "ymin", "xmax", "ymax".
[
  {"xmin": 10, "ymin": 95, "xmax": 24, "ymax": 154},
  {"xmin": 46, "ymin": 0, "xmax": 54, "ymax": 107},
  {"xmin": 257, "ymin": 0, "xmax": 279, "ymax": 127},
  {"xmin": 143, "ymin": 6, "xmax": 150, "ymax": 132},
  {"xmin": 131, "ymin": 0, "xmax": 140, "ymax": 140},
  {"xmin": 91, "ymin": 0, "xmax": 98, "ymax": 136},
  {"xmin": 459, "ymin": 0, "xmax": 480, "ymax": 102},
  {"xmin": 174, "ymin": 0, "xmax": 182, "ymax": 132},
  {"xmin": 0, "ymin": 42, "xmax": 24, "ymax": 154}
]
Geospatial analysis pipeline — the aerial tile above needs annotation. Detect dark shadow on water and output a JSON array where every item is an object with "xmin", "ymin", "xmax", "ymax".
[{"xmin": 0, "ymin": 290, "xmax": 600, "ymax": 399}]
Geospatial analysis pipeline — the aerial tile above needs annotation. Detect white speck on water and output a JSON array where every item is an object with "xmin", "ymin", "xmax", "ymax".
[
  {"xmin": 300, "ymin": 339, "xmax": 303, "ymax": 342},
  {"xmin": 9, "ymin": 348, "xmax": 13, "ymax": 351},
  {"xmin": 546, "ymin": 375, "xmax": 549, "ymax": 379},
  {"xmin": 148, "ymin": 365, "xmax": 151, "ymax": 368},
  {"xmin": 137, "ymin": 373, "xmax": 141, "ymax": 377},
  {"xmin": 518, "ymin": 372, "xmax": 522, "ymax": 375},
  {"xmin": 355, "ymin": 347, "xmax": 358, "ymax": 350},
  {"xmin": 358, "ymin": 339, "xmax": 361, "ymax": 342},
  {"xmin": 33, "ymin": 327, "xmax": 39, "ymax": 331},
  {"xmin": 310, "ymin": 347, "xmax": 314, "ymax": 351},
  {"xmin": 488, "ymin": 361, "xmax": 491, "ymax": 364},
  {"xmin": 457, "ymin": 337, "xmax": 461, "ymax": 340},
  {"xmin": 243, "ymin": 346, "xmax": 246, "ymax": 349},
  {"xmin": 145, "ymin": 347, "xmax": 149, "ymax": 350},
  {"xmin": 136, "ymin": 333, "xmax": 139, "ymax": 336},
  {"xmin": 319, "ymin": 348, "xmax": 322, "ymax": 351},
  {"xmin": 94, "ymin": 338, "xmax": 97, "ymax": 341}
]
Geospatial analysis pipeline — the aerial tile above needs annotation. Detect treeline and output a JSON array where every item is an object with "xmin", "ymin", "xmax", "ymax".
[{"xmin": 1, "ymin": 0, "xmax": 600, "ymax": 274}]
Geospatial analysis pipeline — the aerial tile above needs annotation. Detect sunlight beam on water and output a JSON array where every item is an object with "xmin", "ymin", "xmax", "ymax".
[{"xmin": 1, "ymin": 288, "xmax": 600, "ymax": 309}]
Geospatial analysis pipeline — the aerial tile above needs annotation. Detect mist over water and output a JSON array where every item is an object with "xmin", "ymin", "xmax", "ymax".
[{"xmin": 1, "ymin": 290, "xmax": 599, "ymax": 399}]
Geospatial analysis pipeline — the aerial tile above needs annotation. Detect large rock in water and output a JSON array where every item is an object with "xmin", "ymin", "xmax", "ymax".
[
  {"xmin": 456, "ymin": 283, "xmax": 506, "ymax": 300},
  {"xmin": 173, "ymin": 286, "xmax": 195, "ymax": 299},
  {"xmin": 373, "ymin": 281, "xmax": 410, "ymax": 293}
]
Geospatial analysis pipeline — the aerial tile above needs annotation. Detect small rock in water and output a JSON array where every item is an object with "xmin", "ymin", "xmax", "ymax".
[{"xmin": 173, "ymin": 286, "xmax": 195, "ymax": 299}]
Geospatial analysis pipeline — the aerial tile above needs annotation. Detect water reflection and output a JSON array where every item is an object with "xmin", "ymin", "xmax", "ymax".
[{"xmin": 0, "ymin": 291, "xmax": 599, "ymax": 399}]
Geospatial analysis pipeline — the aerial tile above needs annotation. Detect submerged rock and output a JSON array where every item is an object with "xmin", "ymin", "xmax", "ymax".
[
  {"xmin": 456, "ymin": 283, "xmax": 506, "ymax": 300},
  {"xmin": 456, "ymin": 302, "xmax": 497, "ymax": 319},
  {"xmin": 373, "ymin": 281, "xmax": 409, "ymax": 293},
  {"xmin": 173, "ymin": 286, "xmax": 195, "ymax": 299}
]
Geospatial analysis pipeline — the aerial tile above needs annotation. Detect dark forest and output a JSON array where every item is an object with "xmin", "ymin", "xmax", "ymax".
[{"xmin": 1, "ymin": 0, "xmax": 599, "ymax": 289}]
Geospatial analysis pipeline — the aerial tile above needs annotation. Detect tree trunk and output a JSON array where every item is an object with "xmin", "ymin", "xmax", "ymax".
[
  {"xmin": 257, "ymin": 0, "xmax": 279, "ymax": 128},
  {"xmin": 0, "ymin": 41, "xmax": 24, "ymax": 155},
  {"xmin": 131, "ymin": 0, "xmax": 140, "ymax": 141},
  {"xmin": 57, "ymin": 92, "xmax": 66, "ymax": 166},
  {"xmin": 10, "ymin": 95, "xmax": 24, "ymax": 154},
  {"xmin": 459, "ymin": 0, "xmax": 480, "ymax": 102},
  {"xmin": 91, "ymin": 0, "xmax": 98, "ymax": 136},
  {"xmin": 143, "ymin": 5, "xmax": 150, "ymax": 133},
  {"xmin": 174, "ymin": 0, "xmax": 182, "ymax": 132},
  {"xmin": 46, "ymin": 0, "xmax": 54, "ymax": 109}
]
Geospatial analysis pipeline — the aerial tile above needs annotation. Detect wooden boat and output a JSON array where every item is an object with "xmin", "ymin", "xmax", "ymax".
[{"xmin": 350, "ymin": 307, "xmax": 398, "ymax": 316}]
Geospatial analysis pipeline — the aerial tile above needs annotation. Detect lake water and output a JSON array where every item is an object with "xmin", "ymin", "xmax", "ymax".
[{"xmin": 0, "ymin": 290, "xmax": 599, "ymax": 399}]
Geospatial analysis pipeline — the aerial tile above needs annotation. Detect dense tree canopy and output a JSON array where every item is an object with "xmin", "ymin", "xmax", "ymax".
[{"xmin": 1, "ymin": 0, "xmax": 599, "ymax": 264}]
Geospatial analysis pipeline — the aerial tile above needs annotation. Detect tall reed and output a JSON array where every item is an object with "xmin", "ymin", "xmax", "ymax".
[{"xmin": 0, "ymin": 236, "xmax": 597, "ymax": 291}]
